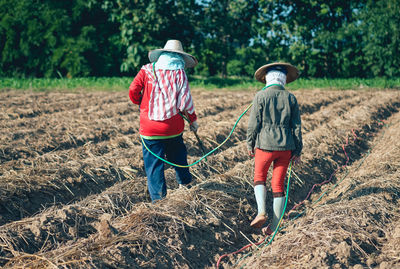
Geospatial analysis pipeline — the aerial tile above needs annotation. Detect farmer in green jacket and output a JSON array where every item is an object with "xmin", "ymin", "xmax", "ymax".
[{"xmin": 247, "ymin": 62, "xmax": 302, "ymax": 235}]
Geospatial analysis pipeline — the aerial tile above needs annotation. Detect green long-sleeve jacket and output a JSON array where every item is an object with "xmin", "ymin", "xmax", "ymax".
[{"xmin": 246, "ymin": 85, "xmax": 302, "ymax": 156}]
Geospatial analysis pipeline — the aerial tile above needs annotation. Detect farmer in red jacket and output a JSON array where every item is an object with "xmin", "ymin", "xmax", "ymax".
[{"xmin": 129, "ymin": 40, "xmax": 199, "ymax": 202}]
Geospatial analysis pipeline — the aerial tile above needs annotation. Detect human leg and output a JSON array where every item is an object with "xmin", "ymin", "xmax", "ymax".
[
  {"xmin": 269, "ymin": 150, "xmax": 291, "ymax": 231},
  {"xmin": 270, "ymin": 150, "xmax": 291, "ymax": 196},
  {"xmin": 251, "ymin": 184, "xmax": 268, "ymax": 228},
  {"xmin": 142, "ymin": 138, "xmax": 167, "ymax": 201},
  {"xmin": 251, "ymin": 149, "xmax": 274, "ymax": 228},
  {"xmin": 164, "ymin": 135, "xmax": 192, "ymax": 185}
]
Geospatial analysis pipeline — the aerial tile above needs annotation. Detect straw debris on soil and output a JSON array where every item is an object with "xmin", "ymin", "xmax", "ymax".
[
  {"xmin": 237, "ymin": 101, "xmax": 400, "ymax": 269},
  {"xmin": 0, "ymin": 89, "xmax": 399, "ymax": 268}
]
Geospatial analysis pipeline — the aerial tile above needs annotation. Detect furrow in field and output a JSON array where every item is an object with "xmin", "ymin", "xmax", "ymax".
[
  {"xmin": 0, "ymin": 91, "xmax": 129, "ymax": 121},
  {"xmin": 301, "ymin": 90, "xmax": 378, "ymax": 132},
  {"xmin": 237, "ymin": 109, "xmax": 400, "ymax": 269},
  {"xmin": 0, "ymin": 99, "xmax": 138, "ymax": 138},
  {"xmin": 295, "ymin": 90, "xmax": 353, "ymax": 115},
  {"xmin": 193, "ymin": 90, "xmax": 253, "ymax": 118},
  {"xmin": 0, "ymin": 90, "xmax": 253, "ymax": 223},
  {"xmin": 0, "ymin": 175, "xmax": 151, "ymax": 265},
  {"xmin": 287, "ymin": 90, "xmax": 400, "ymax": 206},
  {"xmin": 1, "ymin": 90, "xmax": 399, "ymax": 267},
  {"xmin": 0, "ymin": 90, "xmax": 393, "ymax": 226},
  {"xmin": 188, "ymin": 91, "xmax": 400, "ymax": 268},
  {"xmin": 0, "ymin": 110, "xmax": 140, "ymax": 164},
  {"xmin": 0, "ymin": 134, "xmax": 146, "ymax": 225},
  {"xmin": 0, "ymin": 90, "xmax": 250, "ymax": 164}
]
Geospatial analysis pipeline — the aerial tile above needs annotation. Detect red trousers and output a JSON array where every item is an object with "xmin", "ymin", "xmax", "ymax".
[{"xmin": 254, "ymin": 149, "xmax": 291, "ymax": 196}]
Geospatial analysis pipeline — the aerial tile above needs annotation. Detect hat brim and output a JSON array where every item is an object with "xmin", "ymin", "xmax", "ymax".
[
  {"xmin": 254, "ymin": 62, "xmax": 299, "ymax": 84},
  {"xmin": 148, "ymin": 49, "xmax": 198, "ymax": 68}
]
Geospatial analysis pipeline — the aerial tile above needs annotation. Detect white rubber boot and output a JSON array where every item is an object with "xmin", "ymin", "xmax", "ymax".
[
  {"xmin": 270, "ymin": 196, "xmax": 285, "ymax": 231},
  {"xmin": 250, "ymin": 185, "xmax": 267, "ymax": 228}
]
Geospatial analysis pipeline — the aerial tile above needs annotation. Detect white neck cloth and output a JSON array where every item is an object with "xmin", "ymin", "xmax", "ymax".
[
  {"xmin": 265, "ymin": 70, "xmax": 287, "ymax": 87},
  {"xmin": 155, "ymin": 52, "xmax": 185, "ymax": 70}
]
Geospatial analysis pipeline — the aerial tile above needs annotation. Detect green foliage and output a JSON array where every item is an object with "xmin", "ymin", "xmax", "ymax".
[
  {"xmin": 0, "ymin": 0, "xmax": 123, "ymax": 77},
  {"xmin": 227, "ymin": 47, "xmax": 266, "ymax": 77},
  {"xmin": 359, "ymin": 0, "xmax": 400, "ymax": 77},
  {"xmin": 2, "ymin": 76, "xmax": 400, "ymax": 92},
  {"xmin": 91, "ymin": 0, "xmax": 199, "ymax": 73},
  {"xmin": 1, "ymin": 0, "xmax": 400, "ymax": 79},
  {"xmin": 196, "ymin": 0, "xmax": 259, "ymax": 77},
  {"xmin": 0, "ymin": 77, "xmax": 133, "ymax": 91},
  {"xmin": 257, "ymin": 0, "xmax": 366, "ymax": 77}
]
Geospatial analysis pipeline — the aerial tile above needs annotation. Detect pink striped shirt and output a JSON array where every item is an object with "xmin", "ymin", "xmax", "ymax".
[{"xmin": 141, "ymin": 63, "xmax": 195, "ymax": 121}]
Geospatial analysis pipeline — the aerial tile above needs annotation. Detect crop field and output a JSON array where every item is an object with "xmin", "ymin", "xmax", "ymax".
[{"xmin": 0, "ymin": 88, "xmax": 400, "ymax": 268}]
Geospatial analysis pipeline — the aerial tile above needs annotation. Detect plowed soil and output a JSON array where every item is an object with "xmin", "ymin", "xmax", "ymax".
[{"xmin": 0, "ymin": 88, "xmax": 399, "ymax": 268}]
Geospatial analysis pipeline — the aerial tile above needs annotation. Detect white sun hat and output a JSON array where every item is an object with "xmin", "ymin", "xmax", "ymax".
[
  {"xmin": 254, "ymin": 62, "xmax": 300, "ymax": 84},
  {"xmin": 148, "ymin": 40, "xmax": 198, "ymax": 68}
]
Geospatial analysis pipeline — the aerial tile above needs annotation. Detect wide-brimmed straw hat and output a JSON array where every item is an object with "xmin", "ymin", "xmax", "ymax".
[
  {"xmin": 148, "ymin": 40, "xmax": 198, "ymax": 68},
  {"xmin": 254, "ymin": 62, "xmax": 299, "ymax": 84}
]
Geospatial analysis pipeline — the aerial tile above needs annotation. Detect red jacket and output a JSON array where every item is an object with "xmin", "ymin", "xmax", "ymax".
[{"xmin": 129, "ymin": 65, "xmax": 197, "ymax": 137}]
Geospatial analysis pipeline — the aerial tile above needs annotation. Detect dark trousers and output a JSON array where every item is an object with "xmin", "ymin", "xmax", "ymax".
[{"xmin": 142, "ymin": 135, "xmax": 192, "ymax": 201}]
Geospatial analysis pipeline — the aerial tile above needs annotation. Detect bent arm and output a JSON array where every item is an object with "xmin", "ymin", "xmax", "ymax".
[
  {"xmin": 247, "ymin": 95, "xmax": 262, "ymax": 151},
  {"xmin": 129, "ymin": 69, "xmax": 145, "ymax": 105},
  {"xmin": 290, "ymin": 95, "xmax": 302, "ymax": 156},
  {"xmin": 178, "ymin": 70, "xmax": 197, "ymax": 123}
]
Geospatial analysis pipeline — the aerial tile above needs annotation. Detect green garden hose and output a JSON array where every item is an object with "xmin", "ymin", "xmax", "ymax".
[{"xmin": 140, "ymin": 102, "xmax": 253, "ymax": 168}]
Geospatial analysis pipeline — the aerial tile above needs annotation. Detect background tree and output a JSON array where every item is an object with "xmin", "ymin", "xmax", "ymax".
[
  {"xmin": 359, "ymin": 0, "xmax": 400, "ymax": 77},
  {"xmin": 196, "ymin": 0, "xmax": 259, "ymax": 77},
  {"xmin": 0, "ymin": 0, "xmax": 122, "ymax": 77},
  {"xmin": 1, "ymin": 0, "xmax": 399, "ymax": 79},
  {"xmin": 92, "ymin": 0, "xmax": 200, "ymax": 74},
  {"xmin": 257, "ymin": 0, "xmax": 365, "ymax": 78}
]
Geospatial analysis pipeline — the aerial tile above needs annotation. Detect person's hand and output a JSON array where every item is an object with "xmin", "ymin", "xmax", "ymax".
[
  {"xmin": 291, "ymin": 155, "xmax": 302, "ymax": 166},
  {"xmin": 248, "ymin": 148, "xmax": 255, "ymax": 157},
  {"xmin": 190, "ymin": 121, "xmax": 199, "ymax": 132}
]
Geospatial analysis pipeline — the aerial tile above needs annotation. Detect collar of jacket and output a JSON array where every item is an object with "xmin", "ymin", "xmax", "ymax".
[{"xmin": 261, "ymin": 84, "xmax": 285, "ymax": 91}]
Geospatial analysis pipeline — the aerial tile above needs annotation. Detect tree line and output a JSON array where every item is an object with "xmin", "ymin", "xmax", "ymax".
[{"xmin": 1, "ymin": 0, "xmax": 399, "ymax": 79}]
